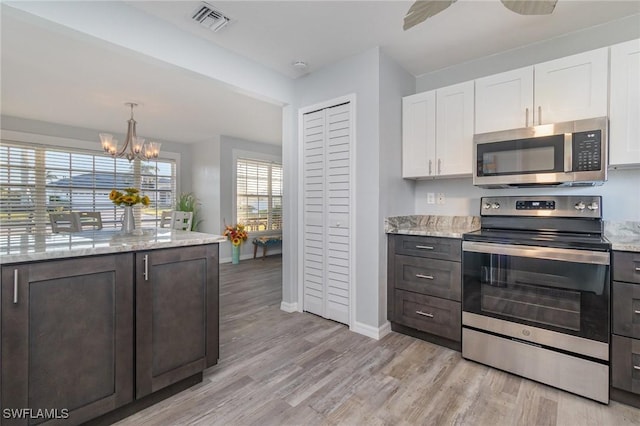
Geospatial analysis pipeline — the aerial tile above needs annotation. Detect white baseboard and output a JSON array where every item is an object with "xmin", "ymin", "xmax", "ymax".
[
  {"xmin": 350, "ymin": 321, "xmax": 391, "ymax": 340},
  {"xmin": 280, "ymin": 301, "xmax": 299, "ymax": 313}
]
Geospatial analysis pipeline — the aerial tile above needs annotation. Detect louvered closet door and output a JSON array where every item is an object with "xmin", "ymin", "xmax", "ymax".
[
  {"xmin": 302, "ymin": 102, "xmax": 351, "ymax": 325},
  {"xmin": 302, "ymin": 110, "xmax": 326, "ymax": 317}
]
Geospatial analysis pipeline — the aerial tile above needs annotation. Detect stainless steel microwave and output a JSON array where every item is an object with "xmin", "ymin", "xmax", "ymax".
[{"xmin": 473, "ymin": 117, "xmax": 608, "ymax": 188}]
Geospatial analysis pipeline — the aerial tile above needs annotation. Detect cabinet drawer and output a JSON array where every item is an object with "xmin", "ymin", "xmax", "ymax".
[
  {"xmin": 394, "ymin": 289, "xmax": 461, "ymax": 342},
  {"xmin": 394, "ymin": 254, "xmax": 461, "ymax": 301},
  {"xmin": 392, "ymin": 234, "xmax": 461, "ymax": 261},
  {"xmin": 613, "ymin": 281, "xmax": 640, "ymax": 339},
  {"xmin": 611, "ymin": 334, "xmax": 640, "ymax": 395},
  {"xmin": 613, "ymin": 251, "xmax": 640, "ymax": 284}
]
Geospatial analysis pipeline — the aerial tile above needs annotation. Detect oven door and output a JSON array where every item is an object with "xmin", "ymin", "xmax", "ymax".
[{"xmin": 462, "ymin": 241, "xmax": 610, "ymax": 345}]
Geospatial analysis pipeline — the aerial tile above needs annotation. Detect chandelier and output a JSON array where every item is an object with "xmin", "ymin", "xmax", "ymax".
[{"xmin": 99, "ymin": 102, "xmax": 161, "ymax": 162}]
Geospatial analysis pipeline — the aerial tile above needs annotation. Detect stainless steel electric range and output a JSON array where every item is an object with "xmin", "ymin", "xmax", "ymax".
[{"xmin": 462, "ymin": 195, "xmax": 611, "ymax": 403}]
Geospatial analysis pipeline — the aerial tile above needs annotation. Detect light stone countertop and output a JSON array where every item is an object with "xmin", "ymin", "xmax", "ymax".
[
  {"xmin": 0, "ymin": 228, "xmax": 227, "ymax": 265},
  {"xmin": 605, "ymin": 221, "xmax": 640, "ymax": 253},
  {"xmin": 385, "ymin": 215, "xmax": 481, "ymax": 239}
]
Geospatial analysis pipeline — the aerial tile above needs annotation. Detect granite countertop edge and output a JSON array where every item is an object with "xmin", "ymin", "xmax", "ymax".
[
  {"xmin": 605, "ymin": 221, "xmax": 640, "ymax": 253},
  {"xmin": 385, "ymin": 215, "xmax": 481, "ymax": 240},
  {"xmin": 0, "ymin": 230, "xmax": 227, "ymax": 265}
]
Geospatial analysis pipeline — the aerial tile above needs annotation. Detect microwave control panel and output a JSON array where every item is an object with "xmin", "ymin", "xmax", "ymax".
[{"xmin": 572, "ymin": 130, "xmax": 601, "ymax": 172}]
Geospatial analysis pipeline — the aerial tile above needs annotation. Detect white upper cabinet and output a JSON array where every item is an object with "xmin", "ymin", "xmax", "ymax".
[
  {"xmin": 402, "ymin": 91, "xmax": 436, "ymax": 178},
  {"xmin": 436, "ymin": 81, "xmax": 474, "ymax": 176},
  {"xmin": 609, "ymin": 39, "xmax": 640, "ymax": 166},
  {"xmin": 402, "ymin": 82, "xmax": 473, "ymax": 179},
  {"xmin": 475, "ymin": 66, "xmax": 534, "ymax": 134},
  {"xmin": 534, "ymin": 48, "xmax": 608, "ymax": 124}
]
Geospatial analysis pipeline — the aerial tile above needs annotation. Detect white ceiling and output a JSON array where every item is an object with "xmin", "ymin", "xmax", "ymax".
[{"xmin": 1, "ymin": 1, "xmax": 639, "ymax": 146}]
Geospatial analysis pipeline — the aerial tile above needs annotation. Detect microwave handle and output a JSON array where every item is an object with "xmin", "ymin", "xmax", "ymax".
[{"xmin": 564, "ymin": 133, "xmax": 573, "ymax": 172}]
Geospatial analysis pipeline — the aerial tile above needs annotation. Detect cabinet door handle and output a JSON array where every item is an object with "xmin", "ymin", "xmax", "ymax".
[
  {"xmin": 634, "ymin": 310, "xmax": 640, "ymax": 315},
  {"xmin": 416, "ymin": 310, "xmax": 434, "ymax": 318},
  {"xmin": 416, "ymin": 274, "xmax": 434, "ymax": 280},
  {"xmin": 635, "ymin": 267, "xmax": 640, "ymax": 272},
  {"xmin": 13, "ymin": 269, "xmax": 18, "ymax": 304},
  {"xmin": 415, "ymin": 245, "xmax": 434, "ymax": 250},
  {"xmin": 143, "ymin": 254, "xmax": 149, "ymax": 281},
  {"xmin": 438, "ymin": 158, "xmax": 442, "ymax": 175},
  {"xmin": 525, "ymin": 107, "xmax": 529, "ymax": 127},
  {"xmin": 428, "ymin": 159, "xmax": 432, "ymax": 176},
  {"xmin": 538, "ymin": 106, "xmax": 542, "ymax": 125},
  {"xmin": 634, "ymin": 365, "xmax": 640, "ymax": 371}
]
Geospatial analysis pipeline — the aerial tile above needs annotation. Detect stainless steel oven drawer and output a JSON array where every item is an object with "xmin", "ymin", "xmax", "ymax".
[
  {"xmin": 463, "ymin": 328, "xmax": 609, "ymax": 403},
  {"xmin": 613, "ymin": 251, "xmax": 640, "ymax": 284},
  {"xmin": 394, "ymin": 289, "xmax": 461, "ymax": 342},
  {"xmin": 394, "ymin": 254, "xmax": 461, "ymax": 301},
  {"xmin": 392, "ymin": 235, "xmax": 461, "ymax": 261}
]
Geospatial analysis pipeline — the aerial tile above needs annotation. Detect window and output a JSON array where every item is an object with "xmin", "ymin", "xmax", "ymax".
[
  {"xmin": 236, "ymin": 158, "xmax": 282, "ymax": 232},
  {"xmin": 0, "ymin": 140, "xmax": 176, "ymax": 242}
]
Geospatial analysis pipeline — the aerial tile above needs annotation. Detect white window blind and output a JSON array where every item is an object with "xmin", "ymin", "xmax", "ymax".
[
  {"xmin": 236, "ymin": 158, "xmax": 282, "ymax": 232},
  {"xmin": 0, "ymin": 140, "xmax": 176, "ymax": 243}
]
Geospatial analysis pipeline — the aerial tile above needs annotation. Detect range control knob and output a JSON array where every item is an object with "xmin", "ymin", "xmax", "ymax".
[
  {"xmin": 483, "ymin": 202, "xmax": 492, "ymax": 210},
  {"xmin": 587, "ymin": 201, "xmax": 599, "ymax": 211},
  {"xmin": 574, "ymin": 201, "xmax": 586, "ymax": 211},
  {"xmin": 491, "ymin": 202, "xmax": 500, "ymax": 209}
]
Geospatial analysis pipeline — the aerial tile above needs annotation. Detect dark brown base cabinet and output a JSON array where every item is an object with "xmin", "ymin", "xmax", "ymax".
[
  {"xmin": 388, "ymin": 234, "xmax": 462, "ymax": 351},
  {"xmin": 610, "ymin": 251, "xmax": 640, "ymax": 409},
  {"xmin": 0, "ymin": 244, "xmax": 219, "ymax": 425}
]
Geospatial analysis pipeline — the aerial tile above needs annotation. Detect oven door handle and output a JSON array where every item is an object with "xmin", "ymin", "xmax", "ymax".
[{"xmin": 462, "ymin": 241, "xmax": 610, "ymax": 265}]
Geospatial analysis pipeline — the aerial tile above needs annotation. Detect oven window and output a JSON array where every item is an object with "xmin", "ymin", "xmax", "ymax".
[{"xmin": 463, "ymin": 251, "xmax": 609, "ymax": 342}]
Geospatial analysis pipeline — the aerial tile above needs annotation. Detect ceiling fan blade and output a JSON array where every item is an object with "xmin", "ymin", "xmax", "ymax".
[
  {"xmin": 403, "ymin": 0, "xmax": 457, "ymax": 31},
  {"xmin": 500, "ymin": 0, "xmax": 558, "ymax": 15}
]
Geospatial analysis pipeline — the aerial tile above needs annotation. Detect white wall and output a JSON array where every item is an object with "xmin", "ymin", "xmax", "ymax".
[
  {"xmin": 416, "ymin": 14, "xmax": 640, "ymax": 92},
  {"xmin": 414, "ymin": 169, "xmax": 640, "ymax": 221},
  {"xmin": 378, "ymin": 51, "xmax": 416, "ymax": 326},
  {"xmin": 192, "ymin": 137, "xmax": 221, "ymax": 235},
  {"xmin": 293, "ymin": 47, "xmax": 383, "ymax": 332}
]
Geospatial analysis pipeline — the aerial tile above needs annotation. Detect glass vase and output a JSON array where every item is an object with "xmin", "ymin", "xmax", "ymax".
[{"xmin": 232, "ymin": 244, "xmax": 240, "ymax": 264}]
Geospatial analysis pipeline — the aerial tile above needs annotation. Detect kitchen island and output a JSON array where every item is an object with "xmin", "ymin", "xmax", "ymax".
[{"xmin": 1, "ymin": 229, "xmax": 226, "ymax": 426}]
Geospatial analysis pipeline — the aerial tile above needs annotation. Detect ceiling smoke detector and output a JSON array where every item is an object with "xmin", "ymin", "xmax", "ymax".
[
  {"xmin": 292, "ymin": 61, "xmax": 308, "ymax": 70},
  {"xmin": 192, "ymin": 2, "xmax": 230, "ymax": 33}
]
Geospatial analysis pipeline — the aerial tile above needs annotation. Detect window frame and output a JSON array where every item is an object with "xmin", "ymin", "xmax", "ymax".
[
  {"xmin": 0, "ymin": 130, "xmax": 180, "ymax": 238},
  {"xmin": 232, "ymin": 150, "xmax": 282, "ymax": 235}
]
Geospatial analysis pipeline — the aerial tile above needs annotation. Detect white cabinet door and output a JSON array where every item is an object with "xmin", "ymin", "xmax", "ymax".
[
  {"xmin": 402, "ymin": 91, "xmax": 436, "ymax": 178},
  {"xmin": 610, "ymin": 39, "xmax": 640, "ymax": 166},
  {"xmin": 436, "ymin": 81, "xmax": 474, "ymax": 176},
  {"xmin": 534, "ymin": 47, "xmax": 608, "ymax": 124},
  {"xmin": 475, "ymin": 66, "xmax": 534, "ymax": 133},
  {"xmin": 302, "ymin": 102, "xmax": 352, "ymax": 326}
]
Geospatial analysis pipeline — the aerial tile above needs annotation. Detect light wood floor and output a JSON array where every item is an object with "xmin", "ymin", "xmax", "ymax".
[{"xmin": 116, "ymin": 255, "xmax": 640, "ymax": 426}]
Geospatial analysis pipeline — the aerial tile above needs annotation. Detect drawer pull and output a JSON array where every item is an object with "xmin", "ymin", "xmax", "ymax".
[
  {"xmin": 144, "ymin": 254, "xmax": 149, "ymax": 281},
  {"xmin": 415, "ymin": 245, "xmax": 434, "ymax": 250},
  {"xmin": 416, "ymin": 274, "xmax": 434, "ymax": 280},
  {"xmin": 635, "ymin": 267, "xmax": 640, "ymax": 272},
  {"xmin": 13, "ymin": 269, "xmax": 18, "ymax": 304},
  {"xmin": 634, "ymin": 365, "xmax": 640, "ymax": 371},
  {"xmin": 634, "ymin": 310, "xmax": 640, "ymax": 315},
  {"xmin": 416, "ymin": 310, "xmax": 434, "ymax": 318}
]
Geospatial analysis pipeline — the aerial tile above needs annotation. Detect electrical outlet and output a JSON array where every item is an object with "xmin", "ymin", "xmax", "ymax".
[
  {"xmin": 437, "ymin": 193, "xmax": 446, "ymax": 204},
  {"xmin": 427, "ymin": 192, "xmax": 435, "ymax": 204}
]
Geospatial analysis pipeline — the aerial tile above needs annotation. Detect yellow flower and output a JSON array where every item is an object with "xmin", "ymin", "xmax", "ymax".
[
  {"xmin": 109, "ymin": 189, "xmax": 121, "ymax": 201},
  {"xmin": 125, "ymin": 187, "xmax": 139, "ymax": 194},
  {"xmin": 232, "ymin": 237, "xmax": 241, "ymax": 246},
  {"xmin": 141, "ymin": 195, "xmax": 150, "ymax": 206},
  {"xmin": 122, "ymin": 195, "xmax": 136, "ymax": 205}
]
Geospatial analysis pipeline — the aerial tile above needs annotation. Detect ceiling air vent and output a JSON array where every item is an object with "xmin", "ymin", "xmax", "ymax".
[{"xmin": 192, "ymin": 3, "xmax": 230, "ymax": 32}]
